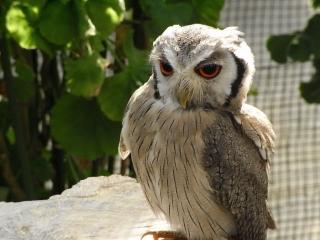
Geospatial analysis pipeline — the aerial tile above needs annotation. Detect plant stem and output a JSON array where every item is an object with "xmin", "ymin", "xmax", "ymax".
[
  {"xmin": 107, "ymin": 155, "xmax": 114, "ymax": 173},
  {"xmin": 52, "ymin": 142, "xmax": 65, "ymax": 194},
  {"xmin": 91, "ymin": 158, "xmax": 101, "ymax": 176},
  {"xmin": 0, "ymin": 34, "xmax": 35, "ymax": 199},
  {"xmin": 0, "ymin": 134, "xmax": 26, "ymax": 200}
]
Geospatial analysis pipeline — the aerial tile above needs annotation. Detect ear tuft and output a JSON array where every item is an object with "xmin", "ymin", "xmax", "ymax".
[
  {"xmin": 222, "ymin": 26, "xmax": 244, "ymax": 46},
  {"xmin": 153, "ymin": 25, "xmax": 181, "ymax": 47}
]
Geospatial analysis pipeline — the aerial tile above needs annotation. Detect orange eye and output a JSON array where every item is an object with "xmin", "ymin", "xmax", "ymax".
[
  {"xmin": 160, "ymin": 61, "xmax": 174, "ymax": 76},
  {"xmin": 196, "ymin": 64, "xmax": 222, "ymax": 79}
]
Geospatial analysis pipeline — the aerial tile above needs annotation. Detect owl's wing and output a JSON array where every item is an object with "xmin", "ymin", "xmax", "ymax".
[
  {"xmin": 119, "ymin": 134, "xmax": 130, "ymax": 160},
  {"xmin": 235, "ymin": 103, "xmax": 276, "ymax": 163},
  {"xmin": 202, "ymin": 110, "xmax": 275, "ymax": 240},
  {"xmin": 119, "ymin": 80, "xmax": 153, "ymax": 160},
  {"xmin": 118, "ymin": 100, "xmax": 132, "ymax": 160}
]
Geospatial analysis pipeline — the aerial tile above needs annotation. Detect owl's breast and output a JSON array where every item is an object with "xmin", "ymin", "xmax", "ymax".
[{"xmin": 122, "ymin": 88, "xmax": 236, "ymax": 239}]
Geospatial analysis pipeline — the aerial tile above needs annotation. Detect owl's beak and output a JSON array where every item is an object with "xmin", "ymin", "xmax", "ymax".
[{"xmin": 176, "ymin": 88, "xmax": 192, "ymax": 109}]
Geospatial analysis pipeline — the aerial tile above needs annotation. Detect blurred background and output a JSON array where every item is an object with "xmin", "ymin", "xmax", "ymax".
[{"xmin": 0, "ymin": 0, "xmax": 319, "ymax": 239}]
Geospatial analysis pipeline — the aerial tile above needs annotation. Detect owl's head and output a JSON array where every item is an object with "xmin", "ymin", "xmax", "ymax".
[{"xmin": 150, "ymin": 24, "xmax": 255, "ymax": 111}]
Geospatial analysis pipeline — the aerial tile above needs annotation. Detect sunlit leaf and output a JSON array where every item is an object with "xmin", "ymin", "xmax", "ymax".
[
  {"xmin": 74, "ymin": 0, "xmax": 96, "ymax": 38},
  {"xmin": 51, "ymin": 94, "xmax": 121, "ymax": 159},
  {"xmin": 39, "ymin": 1, "xmax": 76, "ymax": 45},
  {"xmin": 86, "ymin": 0, "xmax": 125, "ymax": 37},
  {"xmin": 6, "ymin": 3, "xmax": 39, "ymax": 49},
  {"xmin": 98, "ymin": 71, "xmax": 131, "ymax": 121},
  {"xmin": 304, "ymin": 14, "xmax": 320, "ymax": 57},
  {"xmin": 191, "ymin": 0, "xmax": 224, "ymax": 26},
  {"xmin": 267, "ymin": 34, "xmax": 295, "ymax": 63},
  {"xmin": 65, "ymin": 53, "xmax": 105, "ymax": 97}
]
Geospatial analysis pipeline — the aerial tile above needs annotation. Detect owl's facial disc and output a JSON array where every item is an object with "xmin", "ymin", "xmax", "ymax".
[
  {"xmin": 175, "ymin": 63, "xmax": 223, "ymax": 109},
  {"xmin": 151, "ymin": 24, "xmax": 255, "ymax": 110},
  {"xmin": 158, "ymin": 57, "xmax": 223, "ymax": 109}
]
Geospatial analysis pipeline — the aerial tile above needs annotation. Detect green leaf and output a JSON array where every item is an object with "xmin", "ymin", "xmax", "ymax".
[
  {"xmin": 74, "ymin": 0, "xmax": 96, "ymax": 38},
  {"xmin": 287, "ymin": 34, "xmax": 311, "ymax": 62},
  {"xmin": 300, "ymin": 58, "xmax": 320, "ymax": 103},
  {"xmin": 304, "ymin": 14, "xmax": 320, "ymax": 57},
  {"xmin": 98, "ymin": 71, "xmax": 131, "ymax": 121},
  {"xmin": 51, "ymin": 94, "xmax": 121, "ymax": 159},
  {"xmin": 89, "ymin": 35, "xmax": 104, "ymax": 52},
  {"xmin": 312, "ymin": 58, "xmax": 320, "ymax": 69},
  {"xmin": 31, "ymin": 150, "xmax": 53, "ymax": 182},
  {"xmin": 86, "ymin": 0, "xmax": 125, "ymax": 36},
  {"xmin": 300, "ymin": 72, "xmax": 320, "ymax": 103},
  {"xmin": 60, "ymin": 0, "xmax": 71, "ymax": 3},
  {"xmin": 6, "ymin": 3, "xmax": 39, "ymax": 49},
  {"xmin": 6, "ymin": 127, "xmax": 16, "ymax": 145},
  {"xmin": 191, "ymin": 0, "xmax": 224, "ymax": 26},
  {"xmin": 0, "ymin": 101, "xmax": 9, "ymax": 132},
  {"xmin": 267, "ymin": 34, "xmax": 295, "ymax": 63},
  {"xmin": 21, "ymin": 0, "xmax": 47, "ymax": 8},
  {"xmin": 0, "ymin": 5, "xmax": 6, "ymax": 37},
  {"xmin": 0, "ymin": 187, "xmax": 9, "ymax": 201},
  {"xmin": 143, "ymin": 1, "xmax": 193, "ymax": 37},
  {"xmin": 6, "ymin": 2, "xmax": 53, "ymax": 53},
  {"xmin": 123, "ymin": 32, "xmax": 150, "ymax": 83},
  {"xmin": 248, "ymin": 87, "xmax": 259, "ymax": 96},
  {"xmin": 312, "ymin": 0, "xmax": 320, "ymax": 8},
  {"xmin": 14, "ymin": 61, "xmax": 35, "ymax": 102},
  {"xmin": 39, "ymin": 1, "xmax": 76, "ymax": 45},
  {"xmin": 65, "ymin": 53, "xmax": 105, "ymax": 97},
  {"xmin": 98, "ymin": 33, "xmax": 149, "ymax": 121}
]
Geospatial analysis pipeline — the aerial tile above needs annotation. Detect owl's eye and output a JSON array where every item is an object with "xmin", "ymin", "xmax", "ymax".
[
  {"xmin": 160, "ymin": 61, "xmax": 174, "ymax": 76},
  {"xmin": 196, "ymin": 64, "xmax": 222, "ymax": 79}
]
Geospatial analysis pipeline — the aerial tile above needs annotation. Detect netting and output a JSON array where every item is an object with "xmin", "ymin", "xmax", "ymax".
[{"xmin": 220, "ymin": 0, "xmax": 320, "ymax": 239}]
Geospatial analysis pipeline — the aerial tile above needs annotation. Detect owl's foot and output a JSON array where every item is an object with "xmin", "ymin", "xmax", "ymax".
[{"xmin": 141, "ymin": 231, "xmax": 187, "ymax": 240}]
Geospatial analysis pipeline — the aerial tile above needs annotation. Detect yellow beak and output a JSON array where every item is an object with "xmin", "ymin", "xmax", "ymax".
[{"xmin": 176, "ymin": 88, "xmax": 192, "ymax": 109}]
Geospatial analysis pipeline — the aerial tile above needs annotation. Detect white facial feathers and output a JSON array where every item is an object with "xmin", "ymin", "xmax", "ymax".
[{"xmin": 150, "ymin": 24, "xmax": 255, "ymax": 110}]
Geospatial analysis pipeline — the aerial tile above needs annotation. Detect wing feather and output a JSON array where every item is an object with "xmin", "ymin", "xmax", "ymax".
[
  {"xmin": 119, "ymin": 80, "xmax": 153, "ymax": 160},
  {"xmin": 236, "ymin": 104, "xmax": 276, "ymax": 162},
  {"xmin": 202, "ymin": 110, "xmax": 274, "ymax": 240}
]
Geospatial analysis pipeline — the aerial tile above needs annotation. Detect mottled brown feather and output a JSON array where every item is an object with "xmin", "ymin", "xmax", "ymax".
[{"xmin": 202, "ymin": 110, "xmax": 274, "ymax": 240}]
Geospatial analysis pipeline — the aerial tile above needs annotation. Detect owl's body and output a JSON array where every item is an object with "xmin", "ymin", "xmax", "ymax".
[{"xmin": 119, "ymin": 24, "xmax": 275, "ymax": 240}]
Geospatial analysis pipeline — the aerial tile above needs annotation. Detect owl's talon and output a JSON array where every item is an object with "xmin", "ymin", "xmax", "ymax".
[{"xmin": 141, "ymin": 231, "xmax": 187, "ymax": 240}]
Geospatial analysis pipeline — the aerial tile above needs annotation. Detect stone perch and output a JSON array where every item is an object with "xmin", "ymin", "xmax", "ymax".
[{"xmin": 0, "ymin": 175, "xmax": 170, "ymax": 240}]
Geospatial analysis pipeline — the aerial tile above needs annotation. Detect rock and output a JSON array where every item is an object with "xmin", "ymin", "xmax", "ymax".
[{"xmin": 0, "ymin": 175, "xmax": 169, "ymax": 240}]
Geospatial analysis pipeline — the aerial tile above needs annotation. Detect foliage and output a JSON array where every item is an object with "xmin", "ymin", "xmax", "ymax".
[
  {"xmin": 267, "ymin": 2, "xmax": 320, "ymax": 103},
  {"xmin": 0, "ymin": 0, "xmax": 224, "ymax": 201}
]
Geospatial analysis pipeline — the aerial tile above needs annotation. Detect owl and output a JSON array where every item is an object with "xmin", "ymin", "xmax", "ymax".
[{"xmin": 119, "ymin": 24, "xmax": 276, "ymax": 240}]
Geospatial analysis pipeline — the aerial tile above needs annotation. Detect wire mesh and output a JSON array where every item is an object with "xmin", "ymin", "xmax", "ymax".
[{"xmin": 220, "ymin": 0, "xmax": 320, "ymax": 239}]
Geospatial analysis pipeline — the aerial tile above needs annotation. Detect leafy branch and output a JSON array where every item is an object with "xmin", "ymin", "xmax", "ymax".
[
  {"xmin": 267, "ymin": 0, "xmax": 320, "ymax": 103},
  {"xmin": 0, "ymin": 0, "xmax": 224, "ymax": 200}
]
